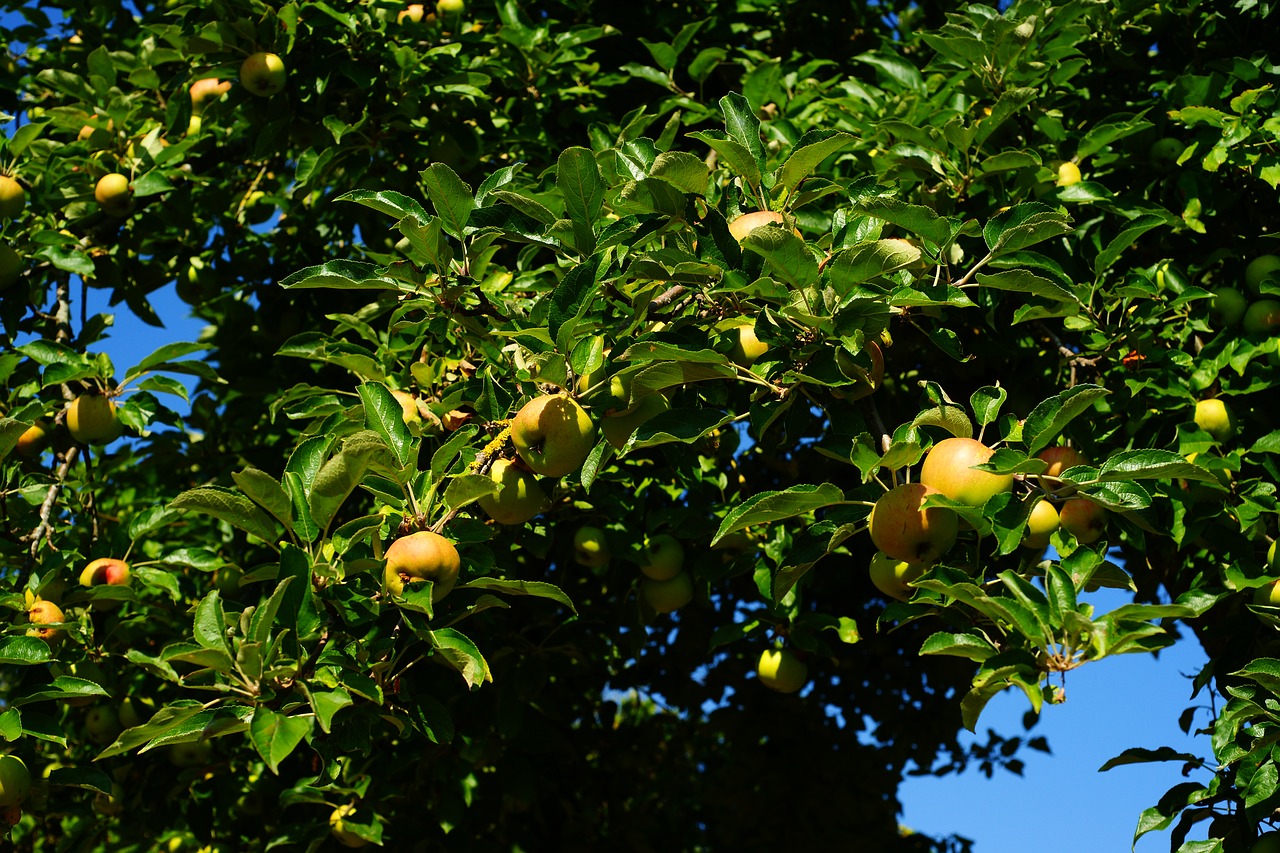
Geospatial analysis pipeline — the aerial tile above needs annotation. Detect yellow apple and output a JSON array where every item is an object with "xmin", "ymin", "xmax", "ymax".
[
  {"xmin": 727, "ymin": 210, "xmax": 800, "ymax": 242},
  {"xmin": 1055, "ymin": 161, "xmax": 1082, "ymax": 186},
  {"xmin": 66, "ymin": 395, "xmax": 122, "ymax": 445},
  {"xmin": 383, "ymin": 531, "xmax": 461, "ymax": 602},
  {"xmin": 1194, "ymin": 399, "xmax": 1236, "ymax": 443},
  {"xmin": 868, "ymin": 484, "xmax": 958, "ymax": 564},
  {"xmin": 330, "ymin": 804, "xmax": 369, "ymax": 848},
  {"xmin": 0, "ymin": 175, "xmax": 24, "ymax": 219},
  {"xmin": 478, "ymin": 458, "xmax": 548, "ymax": 525},
  {"xmin": 919, "ymin": 437, "xmax": 1013, "ymax": 507},
  {"xmin": 510, "ymin": 393, "xmax": 596, "ymax": 478},
  {"xmin": 726, "ymin": 324, "xmax": 768, "ymax": 368},
  {"xmin": 240, "ymin": 52, "xmax": 286, "ymax": 97},
  {"xmin": 94, "ymin": 173, "xmax": 133, "ymax": 216},
  {"xmin": 25, "ymin": 598, "xmax": 65, "ymax": 643},
  {"xmin": 757, "ymin": 648, "xmax": 808, "ymax": 693},
  {"xmin": 189, "ymin": 77, "xmax": 230, "ymax": 115},
  {"xmin": 15, "ymin": 421, "xmax": 49, "ymax": 458},
  {"xmin": 868, "ymin": 551, "xmax": 926, "ymax": 601},
  {"xmin": 1021, "ymin": 499, "xmax": 1060, "ymax": 549}
]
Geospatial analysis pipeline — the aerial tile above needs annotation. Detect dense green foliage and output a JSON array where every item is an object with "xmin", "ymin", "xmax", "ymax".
[{"xmin": 2, "ymin": 0, "xmax": 1280, "ymax": 850}]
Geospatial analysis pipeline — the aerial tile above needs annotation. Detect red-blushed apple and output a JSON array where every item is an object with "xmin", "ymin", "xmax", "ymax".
[
  {"xmin": 79, "ymin": 558, "xmax": 131, "ymax": 587},
  {"xmin": 0, "ymin": 755, "xmax": 31, "ymax": 807},
  {"xmin": 383, "ymin": 530, "xmax": 461, "ymax": 602},
  {"xmin": 757, "ymin": 648, "xmax": 808, "ymax": 693},
  {"xmin": 919, "ymin": 437, "xmax": 1013, "ymax": 507},
  {"xmin": 640, "ymin": 571, "xmax": 693, "ymax": 614},
  {"xmin": 1021, "ymin": 498, "xmax": 1060, "ymax": 549},
  {"xmin": 478, "ymin": 458, "xmax": 548, "ymax": 525},
  {"xmin": 639, "ymin": 534, "xmax": 683, "ymax": 580},
  {"xmin": 0, "ymin": 243, "xmax": 21, "ymax": 291},
  {"xmin": 868, "ymin": 551, "xmax": 926, "ymax": 601},
  {"xmin": 1059, "ymin": 498, "xmax": 1107, "ymax": 544},
  {"xmin": 1194, "ymin": 398, "xmax": 1236, "ymax": 443},
  {"xmin": 510, "ymin": 393, "xmax": 596, "ymax": 478},
  {"xmin": 398, "ymin": 4, "xmax": 427, "ymax": 24},
  {"xmin": 868, "ymin": 483, "xmax": 958, "ymax": 564},
  {"xmin": 573, "ymin": 526, "xmax": 610, "ymax": 568},
  {"xmin": 94, "ymin": 172, "xmax": 133, "ymax": 216},
  {"xmin": 240, "ymin": 52, "xmax": 286, "ymax": 97},
  {"xmin": 25, "ymin": 598, "xmax": 65, "ymax": 643},
  {"xmin": 0, "ymin": 175, "xmax": 24, "ymax": 219},
  {"xmin": 330, "ymin": 803, "xmax": 369, "ymax": 848},
  {"xmin": 1035, "ymin": 445, "xmax": 1088, "ymax": 496},
  {"xmin": 66, "ymin": 394, "xmax": 122, "ymax": 445}
]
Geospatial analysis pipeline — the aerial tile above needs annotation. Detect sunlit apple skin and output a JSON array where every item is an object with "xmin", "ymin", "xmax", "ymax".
[
  {"xmin": 435, "ymin": 0, "xmax": 465, "ymax": 21},
  {"xmin": 1194, "ymin": 399, "xmax": 1236, "ymax": 443},
  {"xmin": 398, "ymin": 4, "xmax": 426, "ymax": 24},
  {"xmin": 189, "ymin": 77, "xmax": 230, "ymax": 114},
  {"xmin": 757, "ymin": 649, "xmax": 808, "ymax": 693},
  {"xmin": 0, "ymin": 175, "xmax": 25, "ymax": 219},
  {"xmin": 0, "ymin": 243, "xmax": 21, "ymax": 291},
  {"xmin": 1245, "ymin": 254, "xmax": 1280, "ymax": 294},
  {"xmin": 510, "ymin": 393, "xmax": 596, "ymax": 478},
  {"xmin": 640, "ymin": 571, "xmax": 693, "ymax": 614},
  {"xmin": 1021, "ymin": 499, "xmax": 1060, "ymax": 550},
  {"xmin": 80, "ymin": 558, "xmax": 132, "ymax": 587},
  {"xmin": 727, "ymin": 324, "xmax": 769, "ymax": 368},
  {"xmin": 66, "ymin": 395, "xmax": 122, "ymax": 445},
  {"xmin": 1059, "ymin": 498, "xmax": 1107, "ymax": 545},
  {"xmin": 919, "ymin": 437, "xmax": 1013, "ymax": 507},
  {"xmin": 26, "ymin": 598, "xmax": 65, "ymax": 643},
  {"xmin": 0, "ymin": 755, "xmax": 31, "ymax": 807},
  {"xmin": 868, "ymin": 484, "xmax": 958, "ymax": 564},
  {"xmin": 478, "ymin": 458, "xmax": 547, "ymax": 525},
  {"xmin": 868, "ymin": 551, "xmax": 926, "ymax": 601},
  {"xmin": 15, "ymin": 421, "xmax": 50, "ymax": 458},
  {"xmin": 727, "ymin": 210, "xmax": 800, "ymax": 242},
  {"xmin": 239, "ymin": 52, "xmax": 286, "ymax": 97},
  {"xmin": 1269, "ymin": 540, "xmax": 1279, "ymax": 571},
  {"xmin": 1243, "ymin": 299, "xmax": 1280, "ymax": 336},
  {"xmin": 383, "ymin": 531, "xmax": 461, "ymax": 602},
  {"xmin": 1035, "ymin": 445, "xmax": 1088, "ymax": 496},
  {"xmin": 330, "ymin": 804, "xmax": 369, "ymax": 848},
  {"xmin": 1055, "ymin": 161, "xmax": 1081, "ymax": 186},
  {"xmin": 601, "ymin": 393, "xmax": 669, "ymax": 450},
  {"xmin": 94, "ymin": 172, "xmax": 133, "ymax": 215},
  {"xmin": 573, "ymin": 526, "xmax": 610, "ymax": 568},
  {"xmin": 640, "ymin": 534, "xmax": 684, "ymax": 581}
]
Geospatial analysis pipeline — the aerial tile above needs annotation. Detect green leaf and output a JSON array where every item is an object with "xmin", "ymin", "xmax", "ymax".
[
  {"xmin": 420, "ymin": 163, "xmax": 475, "ymax": 240},
  {"xmin": 429, "ymin": 628, "xmax": 492, "ymax": 689},
  {"xmin": 443, "ymin": 473, "xmax": 498, "ymax": 510},
  {"xmin": 1095, "ymin": 214, "xmax": 1170, "ymax": 274},
  {"xmin": 649, "ymin": 151, "xmax": 710, "ymax": 194},
  {"xmin": 169, "ymin": 487, "xmax": 283, "ymax": 550},
  {"xmin": 358, "ymin": 382, "xmax": 415, "ymax": 472},
  {"xmin": 1100, "ymin": 450, "xmax": 1217, "ymax": 483},
  {"xmin": 557, "ymin": 147, "xmax": 604, "ymax": 254},
  {"xmin": 983, "ymin": 204, "xmax": 1074, "ymax": 254},
  {"xmin": 1231, "ymin": 658, "xmax": 1280, "ymax": 695},
  {"xmin": 1022, "ymin": 385, "xmax": 1109, "ymax": 455},
  {"xmin": 825, "ymin": 239, "xmax": 923, "ymax": 291},
  {"xmin": 279, "ymin": 260, "xmax": 408, "ymax": 292},
  {"xmin": 852, "ymin": 198, "xmax": 952, "ymax": 246},
  {"xmin": 970, "ymin": 386, "xmax": 1007, "ymax": 426},
  {"xmin": 47, "ymin": 766, "xmax": 115, "ymax": 796},
  {"xmin": 0, "ymin": 636, "xmax": 54, "ymax": 665},
  {"xmin": 777, "ymin": 130, "xmax": 856, "ymax": 195},
  {"xmin": 308, "ymin": 688, "xmax": 352, "ymax": 734},
  {"xmin": 977, "ymin": 269, "xmax": 1076, "ymax": 303},
  {"xmin": 719, "ymin": 92, "xmax": 766, "ymax": 185},
  {"xmin": 742, "ymin": 226, "xmax": 818, "ymax": 288},
  {"xmin": 249, "ymin": 707, "xmax": 313, "ymax": 775},
  {"xmin": 193, "ymin": 591, "xmax": 231, "ymax": 655},
  {"xmin": 1098, "ymin": 746, "xmax": 1207, "ymax": 772},
  {"xmin": 687, "ymin": 131, "xmax": 761, "ymax": 186},
  {"xmin": 549, "ymin": 253, "xmax": 603, "ymax": 343},
  {"xmin": 308, "ymin": 448, "xmax": 372, "ymax": 536},
  {"xmin": 231, "ymin": 468, "xmax": 294, "ymax": 534},
  {"xmin": 459, "ymin": 578, "xmax": 577, "ymax": 613},
  {"xmin": 920, "ymin": 631, "xmax": 999, "ymax": 662},
  {"xmin": 713, "ymin": 483, "xmax": 846, "ymax": 545}
]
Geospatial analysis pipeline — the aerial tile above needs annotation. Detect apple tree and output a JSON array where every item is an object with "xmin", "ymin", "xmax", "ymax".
[{"xmin": 2, "ymin": 0, "xmax": 1280, "ymax": 850}]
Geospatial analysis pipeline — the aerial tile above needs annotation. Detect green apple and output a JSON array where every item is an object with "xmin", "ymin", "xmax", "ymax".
[
  {"xmin": 1148, "ymin": 137, "xmax": 1183, "ymax": 169},
  {"xmin": 213, "ymin": 565, "xmax": 243, "ymax": 596},
  {"xmin": 601, "ymin": 393, "xmax": 669, "ymax": 450},
  {"xmin": 640, "ymin": 571, "xmax": 693, "ymax": 614},
  {"xmin": 510, "ymin": 393, "xmax": 596, "ymax": 478},
  {"xmin": 167, "ymin": 740, "xmax": 213, "ymax": 768},
  {"xmin": 0, "ymin": 755, "xmax": 31, "ymax": 807},
  {"xmin": 15, "ymin": 421, "xmax": 49, "ymax": 458},
  {"xmin": 1210, "ymin": 287, "xmax": 1248, "ymax": 326},
  {"xmin": 25, "ymin": 598, "xmax": 65, "ymax": 643},
  {"xmin": 67, "ymin": 394, "xmax": 123, "ymax": 445},
  {"xmin": 436, "ymin": 0, "xmax": 465, "ymax": 18},
  {"xmin": 1059, "ymin": 498, "xmax": 1107, "ymax": 545},
  {"xmin": 0, "ymin": 243, "xmax": 21, "ymax": 291},
  {"xmin": 757, "ymin": 648, "xmax": 808, "ymax": 693},
  {"xmin": 84, "ymin": 704, "xmax": 121, "ymax": 745},
  {"xmin": 0, "ymin": 175, "xmax": 24, "ymax": 219},
  {"xmin": 726, "ymin": 324, "xmax": 769, "ymax": 368},
  {"xmin": 1246, "ymin": 254, "xmax": 1280, "ymax": 294},
  {"xmin": 478, "ymin": 458, "xmax": 547, "ymax": 525},
  {"xmin": 93, "ymin": 782, "xmax": 124, "ymax": 816},
  {"xmin": 1255, "ymin": 581, "xmax": 1280, "ymax": 606},
  {"xmin": 330, "ymin": 804, "xmax": 369, "ymax": 848},
  {"xmin": 384, "ymin": 530, "xmax": 461, "ymax": 602},
  {"xmin": 1244, "ymin": 299, "xmax": 1280, "ymax": 335},
  {"xmin": 640, "ymin": 534, "xmax": 684, "ymax": 580},
  {"xmin": 868, "ymin": 484, "xmax": 958, "ymax": 564},
  {"xmin": 118, "ymin": 696, "xmax": 156, "ymax": 729},
  {"xmin": 1021, "ymin": 499, "xmax": 1060, "ymax": 550},
  {"xmin": 94, "ymin": 172, "xmax": 133, "ymax": 216},
  {"xmin": 868, "ymin": 551, "xmax": 926, "ymax": 601},
  {"xmin": 919, "ymin": 437, "xmax": 1013, "ymax": 507},
  {"xmin": 1035, "ymin": 445, "xmax": 1088, "ymax": 496},
  {"xmin": 240, "ymin": 52, "xmax": 286, "ymax": 96},
  {"xmin": 1194, "ymin": 398, "xmax": 1236, "ymax": 443},
  {"xmin": 573, "ymin": 526, "xmax": 610, "ymax": 568}
]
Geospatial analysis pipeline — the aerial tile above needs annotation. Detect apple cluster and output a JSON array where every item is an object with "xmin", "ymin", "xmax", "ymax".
[{"xmin": 1210, "ymin": 254, "xmax": 1280, "ymax": 339}]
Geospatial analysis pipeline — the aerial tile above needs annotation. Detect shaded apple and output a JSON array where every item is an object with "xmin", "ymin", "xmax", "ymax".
[
  {"xmin": 1148, "ymin": 137, "xmax": 1183, "ymax": 169},
  {"xmin": 15, "ymin": 421, "xmax": 49, "ymax": 458},
  {"xmin": 0, "ymin": 755, "xmax": 31, "ymax": 807},
  {"xmin": 1246, "ymin": 254, "xmax": 1280, "ymax": 294},
  {"xmin": 868, "ymin": 551, "xmax": 926, "ymax": 601},
  {"xmin": 919, "ymin": 437, "xmax": 1013, "ymax": 507},
  {"xmin": 757, "ymin": 648, "xmax": 808, "ymax": 693},
  {"xmin": 330, "ymin": 803, "xmax": 369, "ymax": 848},
  {"xmin": 1243, "ymin": 299, "xmax": 1280, "ymax": 336},
  {"xmin": 510, "ymin": 393, "xmax": 596, "ymax": 478},
  {"xmin": 84, "ymin": 704, "xmax": 121, "ymax": 745},
  {"xmin": 1021, "ymin": 499, "xmax": 1060, "ymax": 550},
  {"xmin": 167, "ymin": 740, "xmax": 213, "ymax": 768},
  {"xmin": 1210, "ymin": 287, "xmax": 1247, "ymax": 326},
  {"xmin": 240, "ymin": 52, "xmax": 286, "ymax": 97},
  {"xmin": 726, "ymin": 324, "xmax": 768, "ymax": 368},
  {"xmin": 25, "ymin": 598, "xmax": 65, "ymax": 643},
  {"xmin": 601, "ymin": 392, "xmax": 669, "ymax": 450},
  {"xmin": 478, "ymin": 458, "xmax": 548, "ymax": 525},
  {"xmin": 0, "ymin": 243, "xmax": 21, "ymax": 291},
  {"xmin": 639, "ymin": 534, "xmax": 683, "ymax": 580},
  {"xmin": 1059, "ymin": 498, "xmax": 1107, "ymax": 544},
  {"xmin": 868, "ymin": 484, "xmax": 958, "ymax": 564},
  {"xmin": 384, "ymin": 530, "xmax": 461, "ymax": 602},
  {"xmin": 640, "ymin": 571, "xmax": 693, "ymax": 614},
  {"xmin": 94, "ymin": 173, "xmax": 133, "ymax": 216},
  {"xmin": 573, "ymin": 526, "xmax": 610, "ymax": 568},
  {"xmin": 80, "ymin": 558, "xmax": 131, "ymax": 587}
]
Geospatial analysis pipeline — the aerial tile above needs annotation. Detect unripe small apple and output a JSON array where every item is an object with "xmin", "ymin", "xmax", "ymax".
[
  {"xmin": 239, "ymin": 52, "xmax": 286, "ymax": 97},
  {"xmin": 1268, "ymin": 540, "xmax": 1279, "ymax": 571},
  {"xmin": 1021, "ymin": 499, "xmax": 1060, "ymax": 549},
  {"xmin": 573, "ymin": 526, "xmax": 610, "ymax": 568},
  {"xmin": 640, "ymin": 571, "xmax": 693, "ymax": 614},
  {"xmin": 640, "ymin": 534, "xmax": 684, "ymax": 580},
  {"xmin": 1035, "ymin": 445, "xmax": 1088, "ymax": 496},
  {"xmin": 384, "ymin": 531, "xmax": 462, "ymax": 602},
  {"xmin": 1245, "ymin": 254, "xmax": 1280, "ymax": 294},
  {"xmin": 435, "ymin": 0, "xmax": 465, "ymax": 23},
  {"xmin": 66, "ymin": 395, "xmax": 122, "ymax": 445},
  {"xmin": 25, "ymin": 598, "xmax": 65, "ymax": 643},
  {"xmin": 0, "ymin": 243, "xmax": 22, "ymax": 291},
  {"xmin": 0, "ymin": 755, "xmax": 31, "ymax": 807},
  {"xmin": 757, "ymin": 648, "xmax": 808, "ymax": 693},
  {"xmin": 0, "ymin": 175, "xmax": 25, "ymax": 219},
  {"xmin": 1210, "ymin": 287, "xmax": 1248, "ymax": 326},
  {"xmin": 330, "ymin": 803, "xmax": 369, "ymax": 848},
  {"xmin": 1253, "ymin": 831, "xmax": 1280, "ymax": 853},
  {"xmin": 919, "ymin": 437, "xmax": 1013, "ymax": 507},
  {"xmin": 1148, "ymin": 137, "xmax": 1183, "ymax": 170},
  {"xmin": 117, "ymin": 696, "xmax": 155, "ymax": 729},
  {"xmin": 95, "ymin": 173, "xmax": 133, "ymax": 216},
  {"xmin": 868, "ymin": 551, "xmax": 925, "ymax": 601},
  {"xmin": 1194, "ymin": 399, "xmax": 1236, "ymax": 443},
  {"xmin": 84, "ymin": 704, "xmax": 121, "ymax": 745},
  {"xmin": 1243, "ymin": 299, "xmax": 1280, "ymax": 336},
  {"xmin": 1059, "ymin": 498, "xmax": 1107, "ymax": 545},
  {"xmin": 167, "ymin": 740, "xmax": 213, "ymax": 768},
  {"xmin": 868, "ymin": 484, "xmax": 958, "ymax": 564}
]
